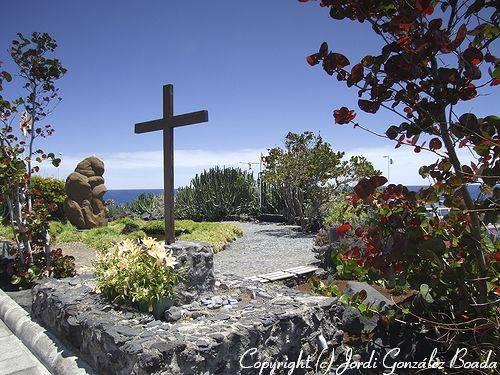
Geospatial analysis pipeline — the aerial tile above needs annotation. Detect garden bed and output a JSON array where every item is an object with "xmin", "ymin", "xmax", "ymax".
[{"xmin": 32, "ymin": 274, "xmax": 344, "ymax": 374}]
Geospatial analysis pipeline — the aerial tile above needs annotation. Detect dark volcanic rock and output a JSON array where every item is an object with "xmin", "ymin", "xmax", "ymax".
[{"xmin": 32, "ymin": 275, "xmax": 343, "ymax": 375}]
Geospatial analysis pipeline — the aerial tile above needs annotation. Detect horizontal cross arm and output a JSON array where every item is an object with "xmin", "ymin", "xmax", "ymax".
[{"xmin": 134, "ymin": 110, "xmax": 208, "ymax": 134}]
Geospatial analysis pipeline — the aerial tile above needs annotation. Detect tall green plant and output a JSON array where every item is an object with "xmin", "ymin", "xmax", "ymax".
[{"xmin": 175, "ymin": 167, "xmax": 258, "ymax": 221}]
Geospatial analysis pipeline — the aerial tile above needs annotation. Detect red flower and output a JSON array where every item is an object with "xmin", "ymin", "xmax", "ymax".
[
  {"xmin": 19, "ymin": 271, "xmax": 28, "ymax": 277},
  {"xmin": 336, "ymin": 223, "xmax": 352, "ymax": 237},
  {"xmin": 495, "ymin": 252, "xmax": 500, "ymax": 262},
  {"xmin": 333, "ymin": 107, "xmax": 356, "ymax": 124}
]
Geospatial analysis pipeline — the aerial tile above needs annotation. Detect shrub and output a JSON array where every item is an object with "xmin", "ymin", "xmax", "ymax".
[
  {"xmin": 175, "ymin": 167, "xmax": 258, "ymax": 221},
  {"xmin": 263, "ymin": 132, "xmax": 379, "ymax": 230},
  {"xmin": 260, "ymin": 180, "xmax": 286, "ymax": 215},
  {"xmin": 30, "ymin": 176, "xmax": 66, "ymax": 221},
  {"xmin": 105, "ymin": 200, "xmax": 132, "ymax": 220},
  {"xmin": 2, "ymin": 247, "xmax": 76, "ymax": 288},
  {"xmin": 94, "ymin": 238, "xmax": 179, "ymax": 317},
  {"xmin": 127, "ymin": 193, "xmax": 164, "ymax": 220}
]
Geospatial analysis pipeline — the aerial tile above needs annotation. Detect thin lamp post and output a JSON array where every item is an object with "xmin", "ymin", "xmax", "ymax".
[{"xmin": 383, "ymin": 155, "xmax": 392, "ymax": 184}]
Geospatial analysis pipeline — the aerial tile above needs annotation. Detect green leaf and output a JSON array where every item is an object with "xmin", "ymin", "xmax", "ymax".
[
  {"xmin": 490, "ymin": 66, "xmax": 500, "ymax": 79},
  {"xmin": 419, "ymin": 283, "xmax": 434, "ymax": 303},
  {"xmin": 339, "ymin": 294, "xmax": 350, "ymax": 304}
]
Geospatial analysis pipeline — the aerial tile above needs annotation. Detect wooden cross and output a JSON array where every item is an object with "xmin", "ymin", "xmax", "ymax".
[{"xmin": 134, "ymin": 84, "xmax": 208, "ymax": 245}]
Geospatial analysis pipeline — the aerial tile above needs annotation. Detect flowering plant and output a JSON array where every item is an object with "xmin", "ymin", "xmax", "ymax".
[{"xmin": 94, "ymin": 237, "xmax": 179, "ymax": 314}]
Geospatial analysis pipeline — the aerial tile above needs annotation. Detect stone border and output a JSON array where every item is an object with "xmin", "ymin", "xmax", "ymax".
[{"xmin": 0, "ymin": 288, "xmax": 94, "ymax": 375}]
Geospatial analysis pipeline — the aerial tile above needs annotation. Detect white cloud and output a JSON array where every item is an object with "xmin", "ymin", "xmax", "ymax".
[
  {"xmin": 344, "ymin": 144, "xmax": 475, "ymax": 186},
  {"xmin": 39, "ymin": 145, "xmax": 475, "ymax": 189},
  {"xmin": 40, "ymin": 148, "xmax": 265, "ymax": 189}
]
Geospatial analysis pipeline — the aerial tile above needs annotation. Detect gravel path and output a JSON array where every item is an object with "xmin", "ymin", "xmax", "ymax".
[{"xmin": 214, "ymin": 222, "xmax": 316, "ymax": 277}]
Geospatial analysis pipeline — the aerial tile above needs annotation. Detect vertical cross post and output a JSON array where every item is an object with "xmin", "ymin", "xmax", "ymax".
[
  {"xmin": 134, "ymin": 84, "xmax": 208, "ymax": 246},
  {"xmin": 163, "ymin": 85, "xmax": 175, "ymax": 244}
]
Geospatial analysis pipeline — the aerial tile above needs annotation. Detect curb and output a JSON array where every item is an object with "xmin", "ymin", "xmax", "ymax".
[{"xmin": 0, "ymin": 288, "xmax": 94, "ymax": 375}]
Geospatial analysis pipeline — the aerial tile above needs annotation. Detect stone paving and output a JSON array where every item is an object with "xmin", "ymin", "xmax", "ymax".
[
  {"xmin": 0, "ymin": 319, "xmax": 50, "ymax": 375},
  {"xmin": 214, "ymin": 222, "xmax": 316, "ymax": 277}
]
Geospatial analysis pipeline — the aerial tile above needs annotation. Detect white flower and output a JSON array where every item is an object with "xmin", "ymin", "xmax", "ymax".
[
  {"xmin": 142, "ymin": 236, "xmax": 158, "ymax": 249},
  {"xmin": 164, "ymin": 251, "xmax": 178, "ymax": 268},
  {"xmin": 20, "ymin": 111, "xmax": 32, "ymax": 137},
  {"xmin": 117, "ymin": 238, "xmax": 136, "ymax": 256}
]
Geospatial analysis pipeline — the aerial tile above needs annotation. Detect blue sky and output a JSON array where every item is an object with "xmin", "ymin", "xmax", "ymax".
[{"xmin": 1, "ymin": 1, "xmax": 496, "ymax": 188}]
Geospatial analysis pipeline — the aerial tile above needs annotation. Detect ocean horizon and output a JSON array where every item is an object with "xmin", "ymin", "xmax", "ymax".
[{"xmin": 104, "ymin": 185, "xmax": 483, "ymax": 205}]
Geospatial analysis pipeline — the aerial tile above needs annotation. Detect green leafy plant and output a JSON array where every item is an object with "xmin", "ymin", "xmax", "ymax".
[
  {"xmin": 94, "ymin": 237, "xmax": 179, "ymax": 317},
  {"xmin": 263, "ymin": 132, "xmax": 379, "ymax": 230},
  {"xmin": 310, "ymin": 277, "xmax": 378, "ymax": 318},
  {"xmin": 30, "ymin": 176, "xmax": 66, "ymax": 221},
  {"xmin": 175, "ymin": 166, "xmax": 258, "ymax": 221},
  {"xmin": 126, "ymin": 193, "xmax": 164, "ymax": 220}
]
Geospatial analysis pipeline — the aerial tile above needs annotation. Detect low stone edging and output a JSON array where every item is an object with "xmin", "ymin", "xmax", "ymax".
[
  {"xmin": 32, "ymin": 275, "xmax": 345, "ymax": 374},
  {"xmin": 0, "ymin": 288, "xmax": 94, "ymax": 375}
]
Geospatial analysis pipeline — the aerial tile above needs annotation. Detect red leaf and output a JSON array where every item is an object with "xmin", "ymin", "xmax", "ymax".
[
  {"xmin": 428, "ymin": 18, "xmax": 442, "ymax": 30},
  {"xmin": 355, "ymin": 227, "xmax": 365, "ymax": 237},
  {"xmin": 325, "ymin": 52, "xmax": 350, "ymax": 73},
  {"xmin": 319, "ymin": 42, "xmax": 328, "ymax": 58},
  {"xmin": 336, "ymin": 223, "xmax": 352, "ymax": 237},
  {"xmin": 442, "ymin": 24, "xmax": 467, "ymax": 52},
  {"xmin": 458, "ymin": 83, "xmax": 477, "ymax": 100},
  {"xmin": 347, "ymin": 63, "xmax": 363, "ymax": 87},
  {"xmin": 429, "ymin": 138, "xmax": 442, "ymax": 150},
  {"xmin": 354, "ymin": 176, "xmax": 388, "ymax": 199},
  {"xmin": 358, "ymin": 99, "xmax": 380, "ymax": 113},
  {"xmin": 396, "ymin": 35, "xmax": 411, "ymax": 47},
  {"xmin": 416, "ymin": 0, "xmax": 434, "ymax": 15},
  {"xmin": 306, "ymin": 54, "xmax": 320, "ymax": 66},
  {"xmin": 333, "ymin": 107, "xmax": 356, "ymax": 124},
  {"xmin": 491, "ymin": 78, "xmax": 500, "ymax": 86},
  {"xmin": 463, "ymin": 46, "xmax": 483, "ymax": 66}
]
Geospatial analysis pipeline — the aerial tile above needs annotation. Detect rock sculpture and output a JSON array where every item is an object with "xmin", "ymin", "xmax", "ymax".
[{"xmin": 64, "ymin": 156, "xmax": 108, "ymax": 229}]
